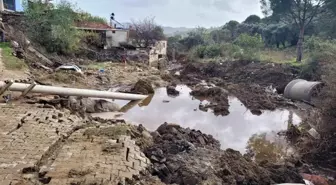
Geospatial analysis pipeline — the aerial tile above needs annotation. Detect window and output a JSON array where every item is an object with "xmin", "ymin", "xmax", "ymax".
[
  {"xmin": 4, "ymin": 0, "xmax": 15, "ymax": 11},
  {"xmin": 158, "ymin": 54, "xmax": 163, "ymax": 59}
]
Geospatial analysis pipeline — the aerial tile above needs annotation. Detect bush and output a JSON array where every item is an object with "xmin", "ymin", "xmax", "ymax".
[
  {"xmin": 301, "ymin": 37, "xmax": 336, "ymax": 81},
  {"xmin": 219, "ymin": 43, "xmax": 243, "ymax": 59},
  {"xmin": 234, "ymin": 33, "xmax": 263, "ymax": 49},
  {"xmin": 25, "ymin": 0, "xmax": 82, "ymax": 54},
  {"xmin": 304, "ymin": 36, "xmax": 336, "ymax": 53},
  {"xmin": 234, "ymin": 34, "xmax": 263, "ymax": 60},
  {"xmin": 77, "ymin": 12, "xmax": 107, "ymax": 24}
]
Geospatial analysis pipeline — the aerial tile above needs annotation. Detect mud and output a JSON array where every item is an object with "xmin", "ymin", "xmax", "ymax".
[
  {"xmin": 143, "ymin": 123, "xmax": 304, "ymax": 185},
  {"xmin": 190, "ymin": 86, "xmax": 230, "ymax": 116},
  {"xmin": 182, "ymin": 60, "xmax": 299, "ymax": 88},
  {"xmin": 180, "ymin": 61, "xmax": 299, "ymax": 114}
]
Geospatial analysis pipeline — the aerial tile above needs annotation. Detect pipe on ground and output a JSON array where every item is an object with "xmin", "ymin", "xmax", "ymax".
[
  {"xmin": 0, "ymin": 81, "xmax": 147, "ymax": 101},
  {"xmin": 284, "ymin": 79, "xmax": 322, "ymax": 103}
]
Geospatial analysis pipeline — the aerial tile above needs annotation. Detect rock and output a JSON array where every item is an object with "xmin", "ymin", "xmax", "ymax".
[
  {"xmin": 251, "ymin": 109, "xmax": 262, "ymax": 115},
  {"xmin": 166, "ymin": 85, "xmax": 180, "ymax": 97},
  {"xmin": 131, "ymin": 79, "xmax": 154, "ymax": 95},
  {"xmin": 69, "ymin": 97, "xmax": 120, "ymax": 113},
  {"xmin": 95, "ymin": 99, "xmax": 120, "ymax": 112},
  {"xmin": 142, "ymin": 130, "xmax": 152, "ymax": 139}
]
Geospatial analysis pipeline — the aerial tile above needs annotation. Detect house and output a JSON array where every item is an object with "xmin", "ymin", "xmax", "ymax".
[
  {"xmin": 149, "ymin": 40, "xmax": 167, "ymax": 65},
  {"xmin": 0, "ymin": 0, "xmax": 51, "ymax": 12},
  {"xmin": 74, "ymin": 21, "xmax": 130, "ymax": 49}
]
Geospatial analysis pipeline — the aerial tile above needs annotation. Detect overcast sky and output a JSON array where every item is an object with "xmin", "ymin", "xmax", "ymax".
[{"xmin": 64, "ymin": 0, "xmax": 263, "ymax": 28}]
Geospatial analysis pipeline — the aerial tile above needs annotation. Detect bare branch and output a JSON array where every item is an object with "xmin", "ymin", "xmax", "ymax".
[{"xmin": 304, "ymin": 0, "xmax": 324, "ymax": 27}]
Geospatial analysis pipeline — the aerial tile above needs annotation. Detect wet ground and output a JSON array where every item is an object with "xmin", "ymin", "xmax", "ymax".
[{"xmin": 93, "ymin": 85, "xmax": 301, "ymax": 154}]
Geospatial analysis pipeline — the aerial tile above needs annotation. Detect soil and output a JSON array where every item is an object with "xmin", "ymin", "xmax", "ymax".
[
  {"xmin": 191, "ymin": 86, "xmax": 230, "ymax": 116},
  {"xmin": 143, "ymin": 123, "xmax": 305, "ymax": 185},
  {"xmin": 181, "ymin": 60, "xmax": 300, "ymax": 89},
  {"xmin": 180, "ymin": 60, "xmax": 299, "ymax": 115}
]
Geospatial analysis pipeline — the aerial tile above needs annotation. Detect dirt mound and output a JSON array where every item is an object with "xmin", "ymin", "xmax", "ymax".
[
  {"xmin": 130, "ymin": 79, "xmax": 155, "ymax": 95},
  {"xmin": 191, "ymin": 86, "xmax": 230, "ymax": 116},
  {"xmin": 144, "ymin": 123, "xmax": 305, "ymax": 185},
  {"xmin": 227, "ymin": 83, "xmax": 296, "ymax": 114},
  {"xmin": 182, "ymin": 60, "xmax": 299, "ymax": 89},
  {"xmin": 180, "ymin": 61, "xmax": 298, "ymax": 113}
]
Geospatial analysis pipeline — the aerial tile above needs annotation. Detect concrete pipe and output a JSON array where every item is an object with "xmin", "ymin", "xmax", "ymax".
[
  {"xmin": 0, "ymin": 81, "xmax": 147, "ymax": 101},
  {"xmin": 284, "ymin": 79, "xmax": 322, "ymax": 103}
]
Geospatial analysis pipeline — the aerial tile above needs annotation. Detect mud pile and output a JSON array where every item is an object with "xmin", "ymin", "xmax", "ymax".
[
  {"xmin": 191, "ymin": 86, "xmax": 230, "ymax": 116},
  {"xmin": 180, "ymin": 61, "xmax": 298, "ymax": 113},
  {"xmin": 143, "ymin": 123, "xmax": 304, "ymax": 185},
  {"xmin": 182, "ymin": 60, "xmax": 299, "ymax": 89}
]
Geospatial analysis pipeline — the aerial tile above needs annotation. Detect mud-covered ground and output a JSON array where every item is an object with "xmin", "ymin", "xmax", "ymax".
[
  {"xmin": 177, "ymin": 60, "xmax": 300, "ymax": 115},
  {"xmin": 132, "ymin": 123, "xmax": 305, "ymax": 185}
]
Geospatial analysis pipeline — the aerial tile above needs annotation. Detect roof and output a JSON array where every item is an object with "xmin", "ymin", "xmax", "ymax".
[{"xmin": 75, "ymin": 21, "xmax": 113, "ymax": 30}]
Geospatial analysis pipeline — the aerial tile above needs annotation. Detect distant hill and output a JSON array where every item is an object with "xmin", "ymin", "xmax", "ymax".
[
  {"xmin": 162, "ymin": 26, "xmax": 193, "ymax": 36},
  {"xmin": 122, "ymin": 22, "xmax": 193, "ymax": 36}
]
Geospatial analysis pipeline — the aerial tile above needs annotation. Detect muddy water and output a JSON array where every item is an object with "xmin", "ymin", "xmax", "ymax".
[{"xmin": 94, "ymin": 85, "xmax": 301, "ymax": 155}]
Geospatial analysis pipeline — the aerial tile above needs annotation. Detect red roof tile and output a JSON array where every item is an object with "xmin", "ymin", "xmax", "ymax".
[{"xmin": 75, "ymin": 21, "xmax": 112, "ymax": 30}]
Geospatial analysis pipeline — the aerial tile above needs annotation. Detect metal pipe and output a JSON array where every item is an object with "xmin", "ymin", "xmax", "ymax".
[{"xmin": 0, "ymin": 81, "xmax": 147, "ymax": 101}]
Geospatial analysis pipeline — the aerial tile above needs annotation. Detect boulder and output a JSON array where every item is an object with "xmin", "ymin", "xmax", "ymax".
[{"xmin": 131, "ymin": 79, "xmax": 154, "ymax": 95}]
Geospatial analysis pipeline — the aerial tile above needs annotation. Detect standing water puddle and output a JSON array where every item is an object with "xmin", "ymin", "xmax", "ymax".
[{"xmin": 93, "ymin": 85, "xmax": 301, "ymax": 157}]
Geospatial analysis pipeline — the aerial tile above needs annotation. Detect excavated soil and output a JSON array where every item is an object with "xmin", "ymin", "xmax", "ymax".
[
  {"xmin": 142, "ymin": 123, "xmax": 305, "ymax": 185},
  {"xmin": 180, "ymin": 61, "xmax": 299, "ymax": 115}
]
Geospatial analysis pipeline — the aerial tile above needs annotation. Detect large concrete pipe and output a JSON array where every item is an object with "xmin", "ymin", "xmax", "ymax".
[
  {"xmin": 284, "ymin": 79, "xmax": 322, "ymax": 103},
  {"xmin": 0, "ymin": 81, "xmax": 147, "ymax": 101}
]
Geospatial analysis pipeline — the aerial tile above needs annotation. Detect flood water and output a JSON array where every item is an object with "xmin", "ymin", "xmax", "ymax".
[{"xmin": 93, "ymin": 85, "xmax": 301, "ymax": 156}]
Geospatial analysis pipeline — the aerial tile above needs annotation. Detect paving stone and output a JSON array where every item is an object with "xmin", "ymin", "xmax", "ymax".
[{"xmin": 0, "ymin": 104, "xmax": 150, "ymax": 184}]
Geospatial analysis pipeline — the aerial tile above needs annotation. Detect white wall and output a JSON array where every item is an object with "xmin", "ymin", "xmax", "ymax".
[
  {"xmin": 149, "ymin": 40, "xmax": 168, "ymax": 65},
  {"xmin": 106, "ymin": 30, "xmax": 128, "ymax": 48}
]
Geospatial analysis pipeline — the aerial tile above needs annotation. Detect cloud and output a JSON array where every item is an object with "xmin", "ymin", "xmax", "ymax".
[
  {"xmin": 68, "ymin": 0, "xmax": 263, "ymax": 27},
  {"xmin": 121, "ymin": 0, "xmax": 168, "ymax": 7}
]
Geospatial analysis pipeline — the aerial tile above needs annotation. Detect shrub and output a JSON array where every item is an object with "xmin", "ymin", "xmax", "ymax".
[
  {"xmin": 25, "ymin": 0, "xmax": 82, "ymax": 54},
  {"xmin": 234, "ymin": 34, "xmax": 263, "ymax": 61},
  {"xmin": 301, "ymin": 37, "xmax": 336, "ymax": 80},
  {"xmin": 77, "ymin": 12, "xmax": 107, "ymax": 24},
  {"xmin": 304, "ymin": 36, "xmax": 336, "ymax": 53},
  {"xmin": 219, "ymin": 43, "xmax": 243, "ymax": 59}
]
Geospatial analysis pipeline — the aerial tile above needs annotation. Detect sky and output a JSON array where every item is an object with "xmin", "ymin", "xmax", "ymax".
[{"xmin": 62, "ymin": 0, "xmax": 263, "ymax": 28}]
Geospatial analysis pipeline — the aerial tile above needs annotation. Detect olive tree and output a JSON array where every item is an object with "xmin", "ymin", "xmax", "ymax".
[{"xmin": 260, "ymin": 0, "xmax": 326, "ymax": 62}]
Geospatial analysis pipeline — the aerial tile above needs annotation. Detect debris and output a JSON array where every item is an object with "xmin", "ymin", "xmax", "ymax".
[
  {"xmin": 307, "ymin": 128, "xmax": 321, "ymax": 139},
  {"xmin": 55, "ymin": 64, "xmax": 83, "ymax": 74},
  {"xmin": 131, "ymin": 79, "xmax": 155, "ymax": 95},
  {"xmin": 166, "ymin": 85, "xmax": 180, "ymax": 97}
]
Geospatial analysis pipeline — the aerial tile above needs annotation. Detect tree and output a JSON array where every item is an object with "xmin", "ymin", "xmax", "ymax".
[
  {"xmin": 261, "ymin": 0, "xmax": 326, "ymax": 62},
  {"xmin": 178, "ymin": 31, "xmax": 205, "ymax": 50},
  {"xmin": 130, "ymin": 17, "xmax": 165, "ymax": 48},
  {"xmin": 244, "ymin": 15, "xmax": 262, "ymax": 24},
  {"xmin": 25, "ymin": 0, "xmax": 82, "ymax": 54},
  {"xmin": 223, "ymin": 20, "xmax": 239, "ymax": 40}
]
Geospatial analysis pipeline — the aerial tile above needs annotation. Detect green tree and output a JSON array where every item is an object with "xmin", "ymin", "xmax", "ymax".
[
  {"xmin": 260, "ymin": 0, "xmax": 326, "ymax": 62},
  {"xmin": 25, "ymin": 0, "xmax": 81, "ymax": 54},
  {"xmin": 223, "ymin": 20, "xmax": 239, "ymax": 40},
  {"xmin": 244, "ymin": 15, "xmax": 262, "ymax": 24}
]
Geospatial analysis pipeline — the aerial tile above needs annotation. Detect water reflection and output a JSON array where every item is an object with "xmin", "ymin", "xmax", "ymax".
[
  {"xmin": 107, "ymin": 85, "xmax": 301, "ymax": 153},
  {"xmin": 246, "ymin": 132, "xmax": 294, "ymax": 163}
]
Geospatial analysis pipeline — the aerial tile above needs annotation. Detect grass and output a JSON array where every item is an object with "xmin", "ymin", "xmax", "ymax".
[
  {"xmin": 86, "ymin": 62, "xmax": 111, "ymax": 70},
  {"xmin": 259, "ymin": 47, "xmax": 310, "ymax": 67},
  {"xmin": 0, "ymin": 42, "xmax": 27, "ymax": 70}
]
